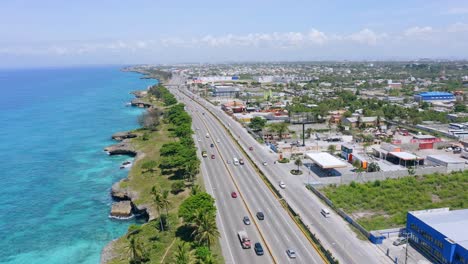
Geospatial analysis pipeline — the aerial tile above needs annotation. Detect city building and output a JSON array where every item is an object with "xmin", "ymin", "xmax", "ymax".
[
  {"xmin": 414, "ymin": 92, "xmax": 456, "ymax": 102},
  {"xmin": 425, "ymin": 155, "xmax": 466, "ymax": 171},
  {"xmin": 407, "ymin": 208, "xmax": 468, "ymax": 264},
  {"xmin": 211, "ymin": 85, "xmax": 240, "ymax": 97},
  {"xmin": 411, "ymin": 134, "xmax": 442, "ymax": 149}
]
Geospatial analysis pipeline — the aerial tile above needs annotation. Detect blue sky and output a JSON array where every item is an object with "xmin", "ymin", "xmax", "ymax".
[{"xmin": 1, "ymin": 0, "xmax": 468, "ymax": 68}]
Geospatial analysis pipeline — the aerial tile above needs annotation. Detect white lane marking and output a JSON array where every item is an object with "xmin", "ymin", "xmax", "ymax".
[{"xmin": 199, "ymin": 135, "xmax": 236, "ymax": 264}]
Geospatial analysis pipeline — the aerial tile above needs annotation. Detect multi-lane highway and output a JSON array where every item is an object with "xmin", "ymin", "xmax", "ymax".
[
  {"xmin": 168, "ymin": 72, "xmax": 392, "ymax": 264},
  {"xmin": 171, "ymin": 81, "xmax": 325, "ymax": 263}
]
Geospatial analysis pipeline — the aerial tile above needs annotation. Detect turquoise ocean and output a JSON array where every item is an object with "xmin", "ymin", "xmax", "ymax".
[{"xmin": 0, "ymin": 66, "xmax": 155, "ymax": 264}]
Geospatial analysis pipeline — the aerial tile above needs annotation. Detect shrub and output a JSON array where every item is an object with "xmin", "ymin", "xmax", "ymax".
[{"xmin": 171, "ymin": 181, "xmax": 185, "ymax": 194}]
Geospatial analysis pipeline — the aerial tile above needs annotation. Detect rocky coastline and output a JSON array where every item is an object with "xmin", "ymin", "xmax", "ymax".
[{"xmin": 100, "ymin": 90, "xmax": 155, "ymax": 264}]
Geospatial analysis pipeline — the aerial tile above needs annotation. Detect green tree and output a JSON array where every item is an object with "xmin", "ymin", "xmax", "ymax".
[
  {"xmin": 126, "ymin": 237, "xmax": 147, "ymax": 264},
  {"xmin": 294, "ymin": 158, "xmax": 303, "ymax": 173},
  {"xmin": 171, "ymin": 181, "xmax": 186, "ymax": 194},
  {"xmin": 194, "ymin": 246, "xmax": 215, "ymax": 264},
  {"xmin": 249, "ymin": 117, "xmax": 267, "ymax": 131},
  {"xmin": 191, "ymin": 184, "xmax": 202, "ymax": 196},
  {"xmin": 174, "ymin": 242, "xmax": 192, "ymax": 264},
  {"xmin": 179, "ymin": 192, "xmax": 216, "ymax": 223},
  {"xmin": 191, "ymin": 210, "xmax": 220, "ymax": 249},
  {"xmin": 454, "ymin": 102, "xmax": 466, "ymax": 112},
  {"xmin": 151, "ymin": 187, "xmax": 165, "ymax": 231},
  {"xmin": 327, "ymin": 144, "xmax": 336, "ymax": 154},
  {"xmin": 268, "ymin": 122, "xmax": 289, "ymax": 140}
]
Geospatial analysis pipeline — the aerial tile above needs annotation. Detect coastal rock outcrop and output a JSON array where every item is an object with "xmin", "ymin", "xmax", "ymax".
[
  {"xmin": 104, "ymin": 140, "xmax": 137, "ymax": 156},
  {"xmin": 130, "ymin": 99, "xmax": 152, "ymax": 108},
  {"xmin": 110, "ymin": 201, "xmax": 132, "ymax": 218},
  {"xmin": 111, "ymin": 131, "xmax": 137, "ymax": 141},
  {"xmin": 131, "ymin": 90, "xmax": 147, "ymax": 98}
]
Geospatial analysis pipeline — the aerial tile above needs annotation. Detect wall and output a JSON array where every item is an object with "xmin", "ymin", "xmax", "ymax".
[{"xmin": 337, "ymin": 166, "xmax": 448, "ymax": 185}]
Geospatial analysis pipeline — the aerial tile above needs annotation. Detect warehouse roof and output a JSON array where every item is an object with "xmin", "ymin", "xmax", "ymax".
[
  {"xmin": 426, "ymin": 155, "xmax": 466, "ymax": 164},
  {"xmin": 389, "ymin": 151, "xmax": 422, "ymax": 161},
  {"xmin": 417, "ymin": 92, "xmax": 454, "ymax": 96},
  {"xmin": 410, "ymin": 208, "xmax": 468, "ymax": 249},
  {"xmin": 305, "ymin": 152, "xmax": 348, "ymax": 169},
  {"xmin": 413, "ymin": 134, "xmax": 437, "ymax": 140}
]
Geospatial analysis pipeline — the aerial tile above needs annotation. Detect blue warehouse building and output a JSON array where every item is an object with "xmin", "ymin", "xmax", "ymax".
[
  {"xmin": 414, "ymin": 92, "xmax": 456, "ymax": 102},
  {"xmin": 407, "ymin": 208, "xmax": 468, "ymax": 264}
]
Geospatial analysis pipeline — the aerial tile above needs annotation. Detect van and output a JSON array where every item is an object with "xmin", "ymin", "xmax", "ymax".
[
  {"xmin": 233, "ymin": 158, "xmax": 239, "ymax": 166},
  {"xmin": 321, "ymin": 208, "xmax": 330, "ymax": 218}
]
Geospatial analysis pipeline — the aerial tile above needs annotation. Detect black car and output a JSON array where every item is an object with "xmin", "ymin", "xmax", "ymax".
[
  {"xmin": 256, "ymin": 212, "xmax": 264, "ymax": 220},
  {"xmin": 254, "ymin": 242, "xmax": 264, "ymax": 255},
  {"xmin": 210, "ymin": 143, "xmax": 214, "ymax": 148}
]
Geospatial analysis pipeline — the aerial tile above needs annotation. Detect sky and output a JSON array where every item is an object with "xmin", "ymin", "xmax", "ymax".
[{"xmin": 1, "ymin": 0, "xmax": 468, "ymax": 68}]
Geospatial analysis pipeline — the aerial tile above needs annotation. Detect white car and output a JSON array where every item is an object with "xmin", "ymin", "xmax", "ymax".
[
  {"xmin": 197, "ymin": 138, "xmax": 201, "ymax": 142},
  {"xmin": 262, "ymin": 161, "xmax": 268, "ymax": 166},
  {"xmin": 279, "ymin": 181, "xmax": 286, "ymax": 189},
  {"xmin": 216, "ymin": 139, "xmax": 220, "ymax": 143},
  {"xmin": 286, "ymin": 249, "xmax": 297, "ymax": 259}
]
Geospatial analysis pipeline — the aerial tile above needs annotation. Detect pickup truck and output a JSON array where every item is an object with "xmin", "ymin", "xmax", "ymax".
[{"xmin": 237, "ymin": 230, "xmax": 251, "ymax": 249}]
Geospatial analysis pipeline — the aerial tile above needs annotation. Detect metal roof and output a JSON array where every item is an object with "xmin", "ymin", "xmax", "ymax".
[
  {"xmin": 426, "ymin": 155, "xmax": 466, "ymax": 164},
  {"xmin": 305, "ymin": 152, "xmax": 348, "ymax": 169},
  {"xmin": 389, "ymin": 151, "xmax": 422, "ymax": 161},
  {"xmin": 410, "ymin": 208, "xmax": 468, "ymax": 249}
]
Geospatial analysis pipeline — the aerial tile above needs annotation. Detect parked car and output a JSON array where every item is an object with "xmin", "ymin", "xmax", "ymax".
[
  {"xmin": 393, "ymin": 237, "xmax": 407, "ymax": 246},
  {"xmin": 254, "ymin": 242, "xmax": 264, "ymax": 255},
  {"xmin": 286, "ymin": 249, "xmax": 297, "ymax": 258},
  {"xmin": 231, "ymin": 192, "xmax": 238, "ymax": 198},
  {"xmin": 243, "ymin": 216, "xmax": 251, "ymax": 225},
  {"xmin": 256, "ymin": 212, "xmax": 264, "ymax": 220}
]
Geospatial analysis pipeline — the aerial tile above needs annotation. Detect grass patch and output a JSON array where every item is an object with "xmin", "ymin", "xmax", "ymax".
[{"xmin": 321, "ymin": 171, "xmax": 468, "ymax": 230}]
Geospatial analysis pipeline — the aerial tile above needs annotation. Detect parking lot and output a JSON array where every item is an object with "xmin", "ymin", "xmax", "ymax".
[{"xmin": 376, "ymin": 232, "xmax": 432, "ymax": 264}]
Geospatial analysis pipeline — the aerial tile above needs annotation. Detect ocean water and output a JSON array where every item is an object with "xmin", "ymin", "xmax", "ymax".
[{"xmin": 0, "ymin": 66, "xmax": 155, "ymax": 264}]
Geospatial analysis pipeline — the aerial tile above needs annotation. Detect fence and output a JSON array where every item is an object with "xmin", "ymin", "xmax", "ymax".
[
  {"xmin": 307, "ymin": 185, "xmax": 371, "ymax": 240},
  {"xmin": 337, "ymin": 166, "xmax": 448, "ymax": 185}
]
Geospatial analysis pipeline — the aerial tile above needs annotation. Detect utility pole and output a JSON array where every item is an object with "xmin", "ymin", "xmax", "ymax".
[{"xmin": 405, "ymin": 231, "xmax": 410, "ymax": 264}]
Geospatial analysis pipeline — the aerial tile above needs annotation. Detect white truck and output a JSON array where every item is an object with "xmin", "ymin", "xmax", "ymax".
[{"xmin": 237, "ymin": 230, "xmax": 251, "ymax": 249}]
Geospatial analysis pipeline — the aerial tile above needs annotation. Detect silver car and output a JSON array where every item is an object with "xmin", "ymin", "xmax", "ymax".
[{"xmin": 286, "ymin": 249, "xmax": 297, "ymax": 258}]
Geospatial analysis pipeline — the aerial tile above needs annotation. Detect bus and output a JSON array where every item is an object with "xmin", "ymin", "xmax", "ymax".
[{"xmin": 449, "ymin": 123, "xmax": 467, "ymax": 130}]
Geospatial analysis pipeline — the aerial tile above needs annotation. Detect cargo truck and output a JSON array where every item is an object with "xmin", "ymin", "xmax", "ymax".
[{"xmin": 237, "ymin": 230, "xmax": 251, "ymax": 249}]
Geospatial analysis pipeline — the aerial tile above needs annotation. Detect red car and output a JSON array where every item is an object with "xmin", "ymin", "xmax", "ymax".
[
  {"xmin": 211, "ymin": 154, "xmax": 215, "ymax": 159},
  {"xmin": 231, "ymin": 192, "xmax": 238, "ymax": 198}
]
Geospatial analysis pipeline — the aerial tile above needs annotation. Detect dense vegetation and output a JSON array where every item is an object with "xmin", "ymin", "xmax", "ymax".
[
  {"xmin": 109, "ymin": 86, "xmax": 221, "ymax": 264},
  {"xmin": 321, "ymin": 171, "xmax": 468, "ymax": 230},
  {"xmin": 149, "ymin": 85, "xmax": 177, "ymax": 106},
  {"xmin": 288, "ymin": 90, "xmax": 460, "ymax": 124}
]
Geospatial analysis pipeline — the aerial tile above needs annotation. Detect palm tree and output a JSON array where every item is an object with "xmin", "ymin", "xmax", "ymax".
[
  {"xmin": 191, "ymin": 210, "xmax": 220, "ymax": 249},
  {"xmin": 174, "ymin": 242, "xmax": 191, "ymax": 264},
  {"xmin": 151, "ymin": 187, "xmax": 165, "ymax": 231},
  {"xmin": 161, "ymin": 190, "xmax": 171, "ymax": 228},
  {"xmin": 294, "ymin": 158, "xmax": 303, "ymax": 173},
  {"xmin": 126, "ymin": 237, "xmax": 145, "ymax": 264},
  {"xmin": 191, "ymin": 184, "xmax": 202, "ymax": 196}
]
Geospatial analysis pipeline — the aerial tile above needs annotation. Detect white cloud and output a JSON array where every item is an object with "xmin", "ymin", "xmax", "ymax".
[
  {"xmin": 447, "ymin": 22, "xmax": 468, "ymax": 32},
  {"xmin": 346, "ymin": 29, "xmax": 385, "ymax": 45},
  {"xmin": 445, "ymin": 7, "xmax": 468, "ymax": 14},
  {"xmin": 404, "ymin": 26, "xmax": 434, "ymax": 36}
]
